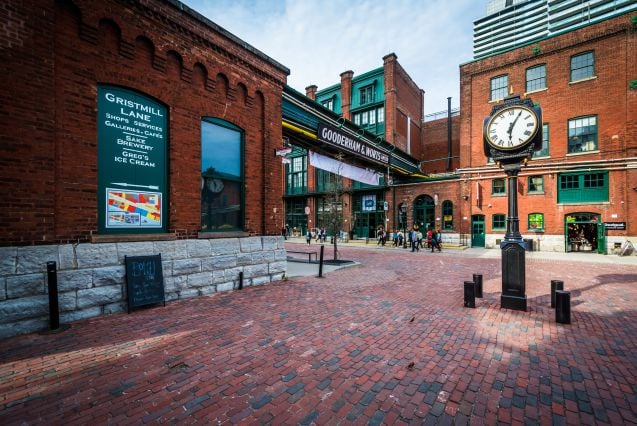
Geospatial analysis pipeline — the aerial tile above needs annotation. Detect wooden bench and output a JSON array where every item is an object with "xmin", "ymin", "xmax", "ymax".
[{"xmin": 287, "ymin": 250, "xmax": 318, "ymax": 262}]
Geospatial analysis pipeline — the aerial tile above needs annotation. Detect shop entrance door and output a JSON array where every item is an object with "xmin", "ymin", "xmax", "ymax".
[
  {"xmin": 565, "ymin": 212, "xmax": 602, "ymax": 253},
  {"xmin": 414, "ymin": 195, "xmax": 435, "ymax": 231},
  {"xmin": 471, "ymin": 215, "xmax": 485, "ymax": 247},
  {"xmin": 597, "ymin": 223, "xmax": 606, "ymax": 254}
]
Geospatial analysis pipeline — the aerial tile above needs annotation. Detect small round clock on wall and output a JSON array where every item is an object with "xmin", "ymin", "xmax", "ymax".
[{"xmin": 485, "ymin": 105, "xmax": 539, "ymax": 150}]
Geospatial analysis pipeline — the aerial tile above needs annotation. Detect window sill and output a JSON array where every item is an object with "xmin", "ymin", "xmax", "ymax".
[
  {"xmin": 198, "ymin": 231, "xmax": 250, "ymax": 239},
  {"xmin": 91, "ymin": 233, "xmax": 177, "ymax": 243},
  {"xmin": 492, "ymin": 193, "xmax": 507, "ymax": 197},
  {"xmin": 528, "ymin": 191, "xmax": 545, "ymax": 195},
  {"xmin": 557, "ymin": 201, "xmax": 610, "ymax": 206},
  {"xmin": 524, "ymin": 87, "xmax": 547, "ymax": 96},
  {"xmin": 492, "ymin": 228, "xmax": 506, "ymax": 232},
  {"xmin": 569, "ymin": 75, "xmax": 597, "ymax": 85},
  {"xmin": 566, "ymin": 150, "xmax": 599, "ymax": 157}
]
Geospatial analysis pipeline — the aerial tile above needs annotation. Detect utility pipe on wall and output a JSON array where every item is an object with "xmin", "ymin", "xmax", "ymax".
[{"xmin": 447, "ymin": 97, "xmax": 452, "ymax": 171}]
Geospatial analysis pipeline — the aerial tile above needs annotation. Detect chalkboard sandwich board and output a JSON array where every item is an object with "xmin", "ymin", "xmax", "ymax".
[{"xmin": 125, "ymin": 254, "xmax": 165, "ymax": 313}]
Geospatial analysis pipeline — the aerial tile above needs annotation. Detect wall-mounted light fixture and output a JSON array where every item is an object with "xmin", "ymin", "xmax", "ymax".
[{"xmin": 463, "ymin": 195, "xmax": 469, "ymax": 201}]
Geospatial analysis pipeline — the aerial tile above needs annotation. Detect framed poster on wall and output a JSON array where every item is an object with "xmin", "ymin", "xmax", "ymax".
[{"xmin": 97, "ymin": 85, "xmax": 168, "ymax": 233}]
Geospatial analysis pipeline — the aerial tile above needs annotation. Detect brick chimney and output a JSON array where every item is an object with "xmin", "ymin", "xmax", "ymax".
[
  {"xmin": 340, "ymin": 70, "xmax": 354, "ymax": 121},
  {"xmin": 305, "ymin": 85, "xmax": 317, "ymax": 100}
]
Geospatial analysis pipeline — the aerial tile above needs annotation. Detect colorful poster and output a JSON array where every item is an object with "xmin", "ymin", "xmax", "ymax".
[{"xmin": 106, "ymin": 189, "xmax": 162, "ymax": 227}]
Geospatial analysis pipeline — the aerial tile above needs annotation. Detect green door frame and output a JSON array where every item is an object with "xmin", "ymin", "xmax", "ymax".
[
  {"xmin": 564, "ymin": 212, "xmax": 603, "ymax": 254},
  {"xmin": 414, "ymin": 195, "xmax": 435, "ymax": 231},
  {"xmin": 471, "ymin": 215, "xmax": 486, "ymax": 248}
]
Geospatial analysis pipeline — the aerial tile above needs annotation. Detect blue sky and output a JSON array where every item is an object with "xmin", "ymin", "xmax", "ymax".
[{"xmin": 182, "ymin": 0, "xmax": 487, "ymax": 115}]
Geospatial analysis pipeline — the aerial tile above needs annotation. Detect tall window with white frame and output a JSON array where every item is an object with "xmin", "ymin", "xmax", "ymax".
[
  {"xmin": 360, "ymin": 85, "xmax": 375, "ymax": 105},
  {"xmin": 568, "ymin": 116, "xmax": 597, "ymax": 153},
  {"xmin": 490, "ymin": 75, "xmax": 508, "ymax": 101},
  {"xmin": 526, "ymin": 64, "xmax": 546, "ymax": 93},
  {"xmin": 201, "ymin": 118, "xmax": 244, "ymax": 232},
  {"xmin": 570, "ymin": 51, "xmax": 595, "ymax": 82}
]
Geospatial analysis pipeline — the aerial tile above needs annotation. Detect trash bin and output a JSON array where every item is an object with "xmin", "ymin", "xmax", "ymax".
[{"xmin": 524, "ymin": 238, "xmax": 534, "ymax": 251}]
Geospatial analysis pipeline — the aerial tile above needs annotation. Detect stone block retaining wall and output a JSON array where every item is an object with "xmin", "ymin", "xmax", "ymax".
[{"xmin": 0, "ymin": 236, "xmax": 287, "ymax": 340}]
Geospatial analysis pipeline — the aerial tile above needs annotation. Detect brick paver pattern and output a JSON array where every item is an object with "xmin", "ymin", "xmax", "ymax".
[{"xmin": 1, "ymin": 245, "xmax": 636, "ymax": 425}]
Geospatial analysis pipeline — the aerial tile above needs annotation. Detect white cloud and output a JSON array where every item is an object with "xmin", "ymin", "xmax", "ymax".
[{"xmin": 183, "ymin": 0, "xmax": 485, "ymax": 115}]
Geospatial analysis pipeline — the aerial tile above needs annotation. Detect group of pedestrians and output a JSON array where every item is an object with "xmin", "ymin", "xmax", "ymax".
[
  {"xmin": 389, "ymin": 227, "xmax": 443, "ymax": 252},
  {"xmin": 405, "ymin": 227, "xmax": 442, "ymax": 252},
  {"xmin": 306, "ymin": 228, "xmax": 327, "ymax": 245}
]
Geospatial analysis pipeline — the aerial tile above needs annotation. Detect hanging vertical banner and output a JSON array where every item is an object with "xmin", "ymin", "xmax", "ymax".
[{"xmin": 97, "ymin": 85, "xmax": 168, "ymax": 233}]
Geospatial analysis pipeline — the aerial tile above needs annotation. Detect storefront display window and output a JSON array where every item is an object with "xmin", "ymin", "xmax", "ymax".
[{"xmin": 528, "ymin": 213, "xmax": 544, "ymax": 230}]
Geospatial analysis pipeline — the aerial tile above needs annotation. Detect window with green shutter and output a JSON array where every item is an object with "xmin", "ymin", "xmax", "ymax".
[{"xmin": 558, "ymin": 171, "xmax": 608, "ymax": 203}]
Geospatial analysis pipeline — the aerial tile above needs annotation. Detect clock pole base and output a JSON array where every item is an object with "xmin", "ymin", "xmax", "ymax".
[{"xmin": 501, "ymin": 294, "xmax": 527, "ymax": 311}]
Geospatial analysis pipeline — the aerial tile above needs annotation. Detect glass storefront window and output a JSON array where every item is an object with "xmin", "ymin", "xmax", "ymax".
[{"xmin": 201, "ymin": 118, "xmax": 243, "ymax": 232}]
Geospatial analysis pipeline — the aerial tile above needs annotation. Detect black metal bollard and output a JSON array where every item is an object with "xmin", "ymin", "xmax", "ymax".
[
  {"xmin": 318, "ymin": 245, "xmax": 325, "ymax": 278},
  {"xmin": 551, "ymin": 279, "xmax": 564, "ymax": 308},
  {"xmin": 238, "ymin": 271, "xmax": 244, "ymax": 290},
  {"xmin": 473, "ymin": 274, "xmax": 483, "ymax": 298},
  {"xmin": 555, "ymin": 290, "xmax": 571, "ymax": 324},
  {"xmin": 464, "ymin": 281, "xmax": 476, "ymax": 308},
  {"xmin": 46, "ymin": 261, "xmax": 60, "ymax": 330}
]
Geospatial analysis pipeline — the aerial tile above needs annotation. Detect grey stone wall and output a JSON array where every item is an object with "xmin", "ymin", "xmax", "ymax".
[{"xmin": 0, "ymin": 236, "xmax": 287, "ymax": 340}]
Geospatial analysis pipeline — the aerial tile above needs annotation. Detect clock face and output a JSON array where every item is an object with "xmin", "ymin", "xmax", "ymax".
[
  {"xmin": 486, "ymin": 105, "xmax": 539, "ymax": 150},
  {"xmin": 206, "ymin": 178, "xmax": 224, "ymax": 193}
]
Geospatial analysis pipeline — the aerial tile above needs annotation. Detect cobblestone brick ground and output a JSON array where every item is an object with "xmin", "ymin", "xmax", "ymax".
[{"xmin": 1, "ymin": 243, "xmax": 636, "ymax": 425}]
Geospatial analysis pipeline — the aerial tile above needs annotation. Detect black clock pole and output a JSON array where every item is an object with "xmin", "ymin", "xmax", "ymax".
[{"xmin": 500, "ymin": 163, "xmax": 527, "ymax": 311}]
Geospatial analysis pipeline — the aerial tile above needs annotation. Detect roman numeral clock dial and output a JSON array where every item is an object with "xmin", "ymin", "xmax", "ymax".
[{"xmin": 486, "ymin": 105, "xmax": 539, "ymax": 150}]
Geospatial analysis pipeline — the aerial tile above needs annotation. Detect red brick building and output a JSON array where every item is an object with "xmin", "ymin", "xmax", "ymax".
[
  {"xmin": 0, "ymin": 0, "xmax": 290, "ymax": 338},
  {"xmin": 0, "ymin": 0, "xmax": 289, "ymax": 246},
  {"xmin": 459, "ymin": 12, "xmax": 637, "ymax": 253}
]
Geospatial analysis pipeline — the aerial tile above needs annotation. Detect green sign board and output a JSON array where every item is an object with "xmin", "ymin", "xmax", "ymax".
[{"xmin": 97, "ymin": 85, "xmax": 168, "ymax": 233}]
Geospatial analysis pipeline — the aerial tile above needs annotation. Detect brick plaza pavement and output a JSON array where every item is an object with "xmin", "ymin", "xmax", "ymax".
[{"xmin": 1, "ymin": 244, "xmax": 636, "ymax": 425}]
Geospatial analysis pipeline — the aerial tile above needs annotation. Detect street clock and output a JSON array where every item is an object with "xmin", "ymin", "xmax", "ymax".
[{"xmin": 483, "ymin": 95, "xmax": 542, "ymax": 165}]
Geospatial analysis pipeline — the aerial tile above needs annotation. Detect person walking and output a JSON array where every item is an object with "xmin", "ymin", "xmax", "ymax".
[
  {"xmin": 431, "ymin": 229, "xmax": 438, "ymax": 253},
  {"xmin": 306, "ymin": 230, "xmax": 311, "ymax": 245},
  {"xmin": 426, "ymin": 229, "xmax": 433, "ymax": 250},
  {"xmin": 411, "ymin": 228, "xmax": 419, "ymax": 252},
  {"xmin": 435, "ymin": 229, "xmax": 443, "ymax": 252}
]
